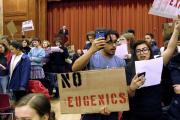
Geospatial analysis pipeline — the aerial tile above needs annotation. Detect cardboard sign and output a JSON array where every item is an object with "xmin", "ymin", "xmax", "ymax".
[
  {"xmin": 57, "ymin": 68, "xmax": 129, "ymax": 114},
  {"xmin": 22, "ymin": 20, "xmax": 34, "ymax": 31},
  {"xmin": 149, "ymin": 0, "xmax": 180, "ymax": 19},
  {"xmin": 7, "ymin": 21, "xmax": 17, "ymax": 35}
]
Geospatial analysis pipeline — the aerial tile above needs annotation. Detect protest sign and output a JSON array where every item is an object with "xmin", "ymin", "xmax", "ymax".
[
  {"xmin": 149, "ymin": 0, "xmax": 180, "ymax": 19},
  {"xmin": 22, "ymin": 20, "xmax": 34, "ymax": 31},
  {"xmin": 57, "ymin": 68, "xmax": 129, "ymax": 114},
  {"xmin": 7, "ymin": 21, "xmax": 17, "ymax": 37},
  {"xmin": 115, "ymin": 44, "xmax": 128, "ymax": 59}
]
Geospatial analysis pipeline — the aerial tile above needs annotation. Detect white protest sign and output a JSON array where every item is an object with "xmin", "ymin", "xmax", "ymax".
[
  {"xmin": 149, "ymin": 0, "xmax": 180, "ymax": 19},
  {"xmin": 135, "ymin": 57, "xmax": 163, "ymax": 88},
  {"xmin": 115, "ymin": 44, "xmax": 128, "ymax": 59},
  {"xmin": 22, "ymin": 20, "xmax": 34, "ymax": 31},
  {"xmin": 57, "ymin": 68, "xmax": 129, "ymax": 114}
]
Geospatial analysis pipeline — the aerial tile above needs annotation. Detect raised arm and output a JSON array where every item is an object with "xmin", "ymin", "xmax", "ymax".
[
  {"xmin": 72, "ymin": 38, "xmax": 106, "ymax": 71},
  {"xmin": 162, "ymin": 16, "xmax": 180, "ymax": 65}
]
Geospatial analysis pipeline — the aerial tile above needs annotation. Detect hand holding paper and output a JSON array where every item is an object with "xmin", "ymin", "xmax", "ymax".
[{"xmin": 135, "ymin": 57, "xmax": 163, "ymax": 88}]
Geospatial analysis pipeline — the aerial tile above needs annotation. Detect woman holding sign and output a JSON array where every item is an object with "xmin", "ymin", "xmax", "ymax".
[{"xmin": 122, "ymin": 17, "xmax": 180, "ymax": 120}]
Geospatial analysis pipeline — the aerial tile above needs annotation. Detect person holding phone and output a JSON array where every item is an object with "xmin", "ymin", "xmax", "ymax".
[
  {"xmin": 122, "ymin": 17, "xmax": 180, "ymax": 120},
  {"xmin": 72, "ymin": 29, "xmax": 143, "ymax": 120}
]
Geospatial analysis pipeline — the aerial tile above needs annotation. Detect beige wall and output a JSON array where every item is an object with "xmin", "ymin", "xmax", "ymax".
[{"xmin": 0, "ymin": 0, "xmax": 3, "ymax": 35}]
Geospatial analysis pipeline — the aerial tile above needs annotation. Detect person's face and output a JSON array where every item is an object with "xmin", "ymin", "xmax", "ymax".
[
  {"xmin": 10, "ymin": 45, "xmax": 19, "ymax": 55},
  {"xmin": 42, "ymin": 42, "xmax": 48, "ymax": 48},
  {"xmin": 22, "ymin": 41, "xmax": 28, "ymax": 47},
  {"xmin": 0, "ymin": 44, "xmax": 5, "ymax": 53},
  {"xmin": 103, "ymin": 35, "xmax": 118, "ymax": 55},
  {"xmin": 63, "ymin": 26, "xmax": 66, "ymax": 30},
  {"xmin": 55, "ymin": 41, "xmax": 60, "ymax": 46},
  {"xmin": 119, "ymin": 36, "xmax": 127, "ymax": 44},
  {"xmin": 15, "ymin": 105, "xmax": 47, "ymax": 120},
  {"xmin": 110, "ymin": 34, "xmax": 117, "ymax": 41},
  {"xmin": 2, "ymin": 39, "xmax": 9, "ymax": 46},
  {"xmin": 32, "ymin": 41, "xmax": 39, "ymax": 47},
  {"xmin": 145, "ymin": 35, "xmax": 152, "ymax": 44},
  {"xmin": 88, "ymin": 35, "xmax": 95, "ymax": 43},
  {"xmin": 135, "ymin": 43, "xmax": 151, "ymax": 60}
]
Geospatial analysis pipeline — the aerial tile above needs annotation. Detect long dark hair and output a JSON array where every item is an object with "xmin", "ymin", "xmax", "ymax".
[
  {"xmin": 16, "ymin": 93, "xmax": 55, "ymax": 120},
  {"xmin": 0, "ymin": 43, "xmax": 8, "ymax": 53}
]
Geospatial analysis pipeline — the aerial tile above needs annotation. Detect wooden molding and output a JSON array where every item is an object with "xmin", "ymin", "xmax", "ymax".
[
  {"xmin": 48, "ymin": 0, "xmax": 61, "ymax": 1},
  {"xmin": 4, "ymin": 12, "xmax": 27, "ymax": 17}
]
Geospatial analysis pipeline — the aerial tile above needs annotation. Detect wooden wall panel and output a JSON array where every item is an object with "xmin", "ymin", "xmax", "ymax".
[
  {"xmin": 3, "ymin": 0, "xmax": 47, "ymax": 40},
  {"xmin": 0, "ymin": 0, "xmax": 3, "ymax": 35}
]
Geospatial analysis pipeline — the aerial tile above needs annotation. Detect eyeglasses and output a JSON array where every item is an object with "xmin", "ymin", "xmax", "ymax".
[
  {"xmin": 136, "ymin": 47, "xmax": 149, "ymax": 55},
  {"xmin": 106, "ymin": 40, "xmax": 119, "ymax": 45}
]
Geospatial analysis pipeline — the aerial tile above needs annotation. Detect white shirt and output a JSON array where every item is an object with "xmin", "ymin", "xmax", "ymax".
[{"xmin": 10, "ymin": 53, "xmax": 23, "ymax": 79}]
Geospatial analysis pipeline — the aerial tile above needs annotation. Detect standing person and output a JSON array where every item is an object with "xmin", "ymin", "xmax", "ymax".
[
  {"xmin": 116, "ymin": 33, "xmax": 135, "ymax": 61},
  {"xmin": 72, "ymin": 49, "xmax": 83, "ymax": 64},
  {"xmin": 122, "ymin": 18, "xmax": 180, "ymax": 120},
  {"xmin": 48, "ymin": 38, "xmax": 69, "ymax": 98},
  {"xmin": 28, "ymin": 37, "xmax": 45, "ymax": 80},
  {"xmin": 8, "ymin": 40, "xmax": 31, "ymax": 101},
  {"xmin": 0, "ymin": 35, "xmax": 12, "ymax": 63},
  {"xmin": 72, "ymin": 30, "xmax": 142, "ymax": 120},
  {"xmin": 0, "ymin": 43, "xmax": 8, "ymax": 93},
  {"xmin": 42, "ymin": 40, "xmax": 51, "ymax": 67},
  {"xmin": 49, "ymin": 38, "xmax": 69, "ymax": 73},
  {"xmin": 59, "ymin": 25, "xmax": 69, "ymax": 36},
  {"xmin": 15, "ymin": 93, "xmax": 56, "ymax": 120},
  {"xmin": 21, "ymin": 39, "xmax": 31, "ymax": 54},
  {"xmin": 84, "ymin": 31, "xmax": 95, "ymax": 50},
  {"xmin": 145, "ymin": 33, "xmax": 160, "ymax": 56}
]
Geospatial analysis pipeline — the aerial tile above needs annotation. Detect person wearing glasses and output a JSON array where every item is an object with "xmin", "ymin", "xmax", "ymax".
[
  {"xmin": 122, "ymin": 18, "xmax": 180, "ymax": 120},
  {"xmin": 72, "ymin": 29, "xmax": 143, "ymax": 120}
]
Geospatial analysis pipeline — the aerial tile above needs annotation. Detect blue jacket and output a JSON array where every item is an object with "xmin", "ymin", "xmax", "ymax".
[{"xmin": 8, "ymin": 54, "xmax": 31, "ymax": 91}]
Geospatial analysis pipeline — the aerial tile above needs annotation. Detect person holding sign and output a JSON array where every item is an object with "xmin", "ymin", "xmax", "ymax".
[
  {"xmin": 72, "ymin": 29, "xmax": 144, "ymax": 120},
  {"xmin": 122, "ymin": 16, "xmax": 180, "ymax": 120}
]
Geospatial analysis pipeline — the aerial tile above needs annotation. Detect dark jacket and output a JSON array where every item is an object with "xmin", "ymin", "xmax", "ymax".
[
  {"xmin": 8, "ymin": 54, "xmax": 31, "ymax": 91},
  {"xmin": 123, "ymin": 61, "xmax": 162, "ymax": 120},
  {"xmin": 22, "ymin": 46, "xmax": 31, "ymax": 54},
  {"xmin": 0, "ymin": 53, "xmax": 8, "ymax": 76},
  {"xmin": 48, "ymin": 46, "xmax": 69, "ymax": 73}
]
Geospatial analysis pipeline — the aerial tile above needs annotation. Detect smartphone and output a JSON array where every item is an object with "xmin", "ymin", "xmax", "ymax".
[
  {"xmin": 95, "ymin": 31, "xmax": 105, "ymax": 39},
  {"xmin": 138, "ymin": 72, "xmax": 146, "ymax": 77}
]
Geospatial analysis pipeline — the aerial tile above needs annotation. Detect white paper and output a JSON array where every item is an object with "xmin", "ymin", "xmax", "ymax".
[
  {"xmin": 135, "ymin": 57, "xmax": 163, "ymax": 88},
  {"xmin": 82, "ymin": 49, "xmax": 88, "ymax": 54},
  {"xmin": 51, "ymin": 46, "xmax": 61, "ymax": 52},
  {"xmin": 22, "ymin": 20, "xmax": 34, "ymax": 31},
  {"xmin": 115, "ymin": 44, "xmax": 128, "ymax": 59},
  {"xmin": 149, "ymin": 0, "xmax": 180, "ymax": 19}
]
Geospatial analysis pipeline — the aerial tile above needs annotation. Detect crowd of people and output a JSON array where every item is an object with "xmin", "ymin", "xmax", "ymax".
[{"xmin": 0, "ymin": 18, "xmax": 180, "ymax": 120}]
